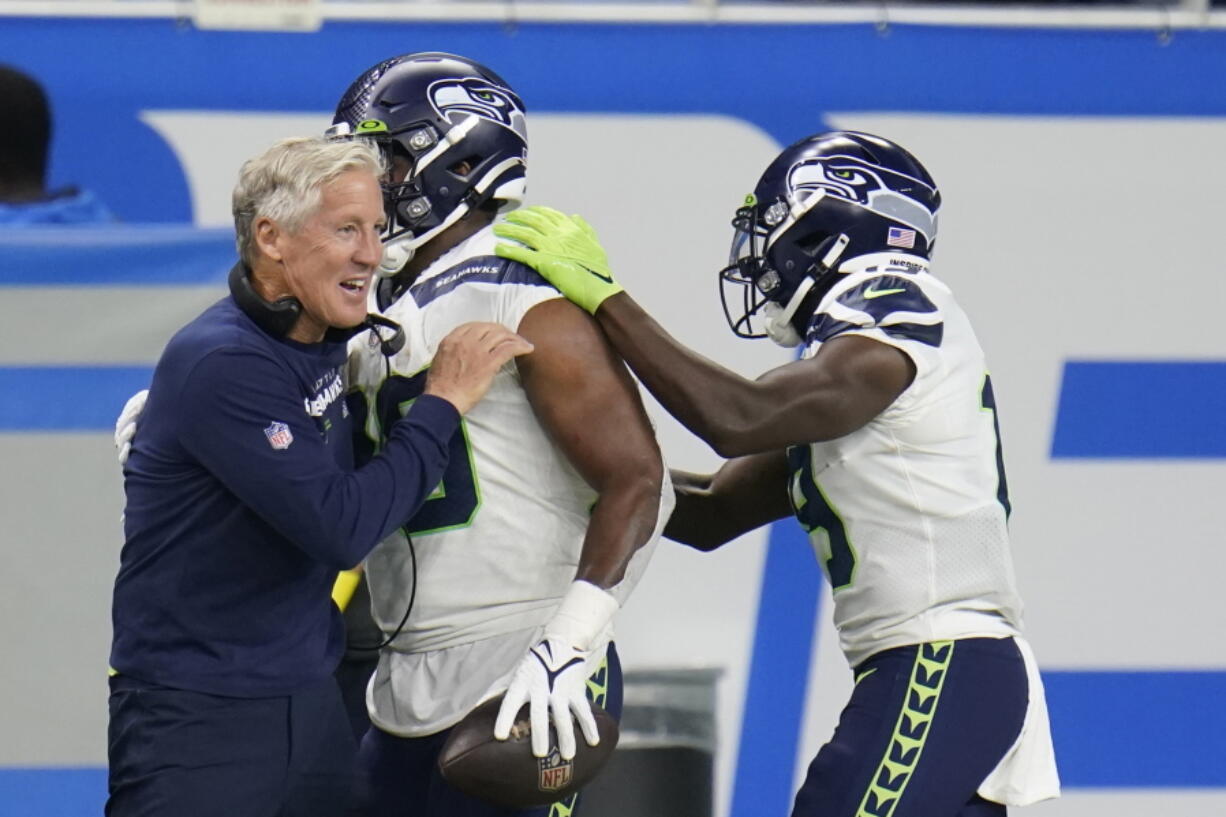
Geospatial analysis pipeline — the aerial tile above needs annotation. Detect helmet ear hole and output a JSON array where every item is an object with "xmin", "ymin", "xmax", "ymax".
[
  {"xmin": 448, "ymin": 157, "xmax": 479, "ymax": 177},
  {"xmin": 796, "ymin": 230, "xmax": 833, "ymax": 257},
  {"xmin": 769, "ymin": 229, "xmax": 831, "ymax": 281}
]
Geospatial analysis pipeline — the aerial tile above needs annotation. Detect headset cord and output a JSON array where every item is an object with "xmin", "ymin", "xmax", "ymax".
[
  {"xmin": 347, "ymin": 351, "xmax": 418, "ymax": 653},
  {"xmin": 346, "ymin": 531, "xmax": 416, "ymax": 653}
]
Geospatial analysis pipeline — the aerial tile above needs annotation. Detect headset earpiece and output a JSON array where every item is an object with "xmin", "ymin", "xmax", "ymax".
[{"xmin": 228, "ymin": 263, "xmax": 302, "ymax": 338}]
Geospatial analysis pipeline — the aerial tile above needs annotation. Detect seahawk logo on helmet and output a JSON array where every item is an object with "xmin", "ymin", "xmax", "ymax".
[
  {"xmin": 429, "ymin": 77, "xmax": 527, "ymax": 142},
  {"xmin": 719, "ymin": 131, "xmax": 941, "ymax": 347},
  {"xmin": 787, "ymin": 156, "xmax": 937, "ymax": 250}
]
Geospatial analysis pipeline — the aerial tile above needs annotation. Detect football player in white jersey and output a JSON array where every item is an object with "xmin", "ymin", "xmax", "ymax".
[
  {"xmin": 330, "ymin": 54, "xmax": 672, "ymax": 817},
  {"xmin": 495, "ymin": 132, "xmax": 1060, "ymax": 817}
]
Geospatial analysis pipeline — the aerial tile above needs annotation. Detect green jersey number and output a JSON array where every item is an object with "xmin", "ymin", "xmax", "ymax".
[
  {"xmin": 787, "ymin": 445, "xmax": 857, "ymax": 590},
  {"xmin": 351, "ymin": 369, "xmax": 481, "ymax": 536}
]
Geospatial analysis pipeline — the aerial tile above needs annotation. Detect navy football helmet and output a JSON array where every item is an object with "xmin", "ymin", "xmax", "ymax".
[
  {"xmin": 720, "ymin": 131, "xmax": 940, "ymax": 346},
  {"xmin": 330, "ymin": 52, "xmax": 528, "ymax": 274}
]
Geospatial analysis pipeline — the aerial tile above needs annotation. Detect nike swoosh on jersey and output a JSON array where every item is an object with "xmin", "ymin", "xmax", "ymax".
[{"xmin": 863, "ymin": 287, "xmax": 906, "ymax": 299}]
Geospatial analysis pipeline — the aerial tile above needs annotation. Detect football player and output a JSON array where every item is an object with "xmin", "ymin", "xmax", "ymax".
[
  {"xmin": 495, "ymin": 132, "xmax": 1061, "ymax": 816},
  {"xmin": 331, "ymin": 53, "xmax": 672, "ymax": 817}
]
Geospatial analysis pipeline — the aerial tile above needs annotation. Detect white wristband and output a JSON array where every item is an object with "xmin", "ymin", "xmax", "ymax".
[{"xmin": 543, "ymin": 580, "xmax": 620, "ymax": 651}]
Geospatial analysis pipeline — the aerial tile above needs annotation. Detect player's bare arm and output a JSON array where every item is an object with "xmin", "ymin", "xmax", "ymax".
[
  {"xmin": 666, "ymin": 448, "xmax": 789, "ymax": 549},
  {"xmin": 494, "ymin": 294, "xmax": 666, "ymax": 761},
  {"xmin": 515, "ymin": 297, "xmax": 664, "ymax": 586},
  {"xmin": 589, "ymin": 298, "xmax": 915, "ymax": 457},
  {"xmin": 666, "ymin": 450, "xmax": 792, "ymax": 551}
]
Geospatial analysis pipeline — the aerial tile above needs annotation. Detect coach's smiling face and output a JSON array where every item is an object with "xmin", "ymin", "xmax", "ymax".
[{"xmin": 252, "ymin": 169, "xmax": 386, "ymax": 343}]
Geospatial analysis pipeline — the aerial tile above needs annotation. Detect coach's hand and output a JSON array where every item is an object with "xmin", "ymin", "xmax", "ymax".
[
  {"xmin": 425, "ymin": 322, "xmax": 533, "ymax": 415},
  {"xmin": 495, "ymin": 637, "xmax": 598, "ymax": 760},
  {"xmin": 494, "ymin": 206, "xmax": 623, "ymax": 315},
  {"xmin": 115, "ymin": 389, "xmax": 149, "ymax": 466}
]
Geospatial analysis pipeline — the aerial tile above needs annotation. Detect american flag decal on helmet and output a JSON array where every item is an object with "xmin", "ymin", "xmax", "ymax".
[
  {"xmin": 264, "ymin": 422, "xmax": 293, "ymax": 450},
  {"xmin": 886, "ymin": 226, "xmax": 916, "ymax": 249}
]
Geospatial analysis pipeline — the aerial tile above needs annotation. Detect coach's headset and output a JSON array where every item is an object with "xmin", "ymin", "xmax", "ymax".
[{"xmin": 228, "ymin": 262, "xmax": 405, "ymax": 356}]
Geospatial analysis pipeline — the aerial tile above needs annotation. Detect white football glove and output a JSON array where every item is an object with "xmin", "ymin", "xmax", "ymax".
[
  {"xmin": 114, "ymin": 389, "xmax": 148, "ymax": 466},
  {"xmin": 493, "ymin": 580, "xmax": 619, "ymax": 760},
  {"xmin": 495, "ymin": 636, "xmax": 598, "ymax": 760}
]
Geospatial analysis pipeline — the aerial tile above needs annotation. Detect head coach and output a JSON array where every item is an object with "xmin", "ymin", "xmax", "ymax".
[{"xmin": 105, "ymin": 136, "xmax": 531, "ymax": 817}]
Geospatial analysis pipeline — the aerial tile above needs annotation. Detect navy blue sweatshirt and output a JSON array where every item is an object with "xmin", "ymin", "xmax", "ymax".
[{"xmin": 110, "ymin": 296, "xmax": 458, "ymax": 697}]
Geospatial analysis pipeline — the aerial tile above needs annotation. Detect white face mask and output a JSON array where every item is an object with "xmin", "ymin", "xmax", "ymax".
[{"xmin": 762, "ymin": 300, "xmax": 803, "ymax": 348}]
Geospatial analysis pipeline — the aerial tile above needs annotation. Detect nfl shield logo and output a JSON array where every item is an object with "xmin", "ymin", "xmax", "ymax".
[
  {"xmin": 264, "ymin": 421, "xmax": 294, "ymax": 450},
  {"xmin": 537, "ymin": 748, "xmax": 573, "ymax": 793}
]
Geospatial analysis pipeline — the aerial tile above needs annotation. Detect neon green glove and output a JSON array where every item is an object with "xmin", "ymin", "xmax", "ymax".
[{"xmin": 494, "ymin": 205, "xmax": 624, "ymax": 315}]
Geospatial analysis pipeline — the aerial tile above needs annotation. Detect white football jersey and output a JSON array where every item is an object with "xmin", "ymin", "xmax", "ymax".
[
  {"xmin": 790, "ymin": 251, "xmax": 1024, "ymax": 668},
  {"xmin": 349, "ymin": 221, "xmax": 669, "ymax": 735}
]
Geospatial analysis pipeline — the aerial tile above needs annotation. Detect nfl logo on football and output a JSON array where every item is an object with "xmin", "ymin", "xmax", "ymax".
[
  {"xmin": 264, "ymin": 421, "xmax": 294, "ymax": 450},
  {"xmin": 537, "ymin": 747, "xmax": 573, "ymax": 793}
]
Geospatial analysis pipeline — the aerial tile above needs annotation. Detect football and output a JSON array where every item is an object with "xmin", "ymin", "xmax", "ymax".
[{"xmin": 438, "ymin": 694, "xmax": 619, "ymax": 807}]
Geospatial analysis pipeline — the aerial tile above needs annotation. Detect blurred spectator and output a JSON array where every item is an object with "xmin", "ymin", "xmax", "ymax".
[{"xmin": 0, "ymin": 64, "xmax": 114, "ymax": 225}]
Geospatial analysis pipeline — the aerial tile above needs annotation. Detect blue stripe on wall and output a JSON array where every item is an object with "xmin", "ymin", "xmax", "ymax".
[
  {"xmin": 1045, "ymin": 670, "xmax": 1226, "ymax": 787},
  {"xmin": 730, "ymin": 519, "xmax": 822, "ymax": 817},
  {"xmin": 0, "ymin": 768, "xmax": 105, "ymax": 817},
  {"xmin": 5, "ymin": 22, "xmax": 1226, "ymax": 221},
  {"xmin": 0, "ymin": 367, "xmax": 153, "ymax": 431},
  {"xmin": 1051, "ymin": 361, "xmax": 1226, "ymax": 458},
  {"xmin": 0, "ymin": 227, "xmax": 233, "ymax": 285}
]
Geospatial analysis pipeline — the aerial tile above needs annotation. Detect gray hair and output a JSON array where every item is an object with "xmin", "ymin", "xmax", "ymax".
[{"xmin": 232, "ymin": 136, "xmax": 385, "ymax": 266}]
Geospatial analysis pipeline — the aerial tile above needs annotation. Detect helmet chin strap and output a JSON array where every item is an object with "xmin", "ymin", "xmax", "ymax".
[
  {"xmin": 762, "ymin": 232, "xmax": 851, "ymax": 348},
  {"xmin": 763, "ymin": 277, "xmax": 815, "ymax": 348},
  {"xmin": 820, "ymin": 233, "xmax": 851, "ymax": 271}
]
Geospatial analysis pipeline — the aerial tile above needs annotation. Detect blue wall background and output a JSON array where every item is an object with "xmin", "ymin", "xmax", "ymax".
[{"xmin": 6, "ymin": 20, "xmax": 1226, "ymax": 223}]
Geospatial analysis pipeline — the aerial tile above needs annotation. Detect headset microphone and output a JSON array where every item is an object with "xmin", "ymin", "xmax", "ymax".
[{"xmin": 364, "ymin": 312, "xmax": 405, "ymax": 357}]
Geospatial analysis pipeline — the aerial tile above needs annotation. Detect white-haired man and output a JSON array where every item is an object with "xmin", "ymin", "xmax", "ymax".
[{"xmin": 106, "ymin": 136, "xmax": 531, "ymax": 817}]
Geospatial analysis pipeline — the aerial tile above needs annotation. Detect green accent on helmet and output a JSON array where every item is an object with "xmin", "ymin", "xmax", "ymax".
[
  {"xmin": 357, "ymin": 119, "xmax": 389, "ymax": 133},
  {"xmin": 743, "ymin": 193, "xmax": 758, "ymax": 207}
]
